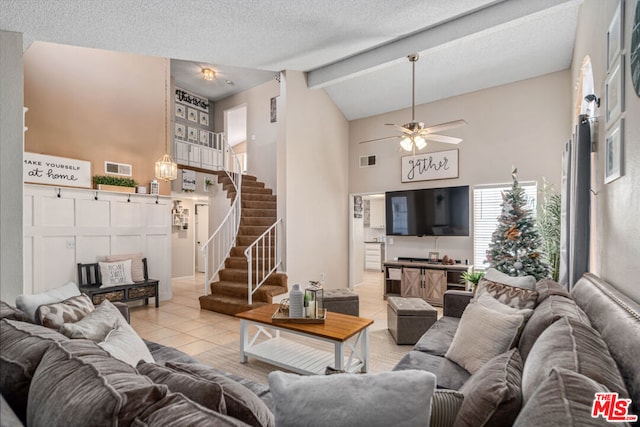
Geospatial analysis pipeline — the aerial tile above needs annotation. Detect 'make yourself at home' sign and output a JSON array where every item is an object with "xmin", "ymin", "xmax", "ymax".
[
  {"xmin": 23, "ymin": 153, "xmax": 92, "ymax": 188},
  {"xmin": 401, "ymin": 149, "xmax": 459, "ymax": 183}
]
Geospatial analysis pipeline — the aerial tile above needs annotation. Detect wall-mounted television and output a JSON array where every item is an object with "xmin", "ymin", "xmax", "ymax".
[{"xmin": 385, "ymin": 185, "xmax": 470, "ymax": 237}]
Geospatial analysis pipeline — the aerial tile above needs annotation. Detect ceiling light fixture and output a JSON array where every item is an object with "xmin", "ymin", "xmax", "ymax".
[
  {"xmin": 202, "ymin": 68, "xmax": 215, "ymax": 81},
  {"xmin": 156, "ymin": 58, "xmax": 177, "ymax": 182}
]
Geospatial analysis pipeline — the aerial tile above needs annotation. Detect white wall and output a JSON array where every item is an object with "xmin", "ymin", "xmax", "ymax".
[
  {"xmin": 170, "ymin": 198, "xmax": 195, "ymax": 278},
  {"xmin": 0, "ymin": 30, "xmax": 24, "ymax": 303},
  {"xmin": 572, "ymin": 0, "xmax": 640, "ymax": 302},
  {"xmin": 349, "ymin": 71, "xmax": 571, "ymax": 264},
  {"xmin": 23, "ymin": 185, "xmax": 173, "ymax": 300},
  {"xmin": 214, "ymin": 80, "xmax": 280, "ymax": 192},
  {"xmin": 279, "ymin": 71, "xmax": 350, "ymax": 289}
]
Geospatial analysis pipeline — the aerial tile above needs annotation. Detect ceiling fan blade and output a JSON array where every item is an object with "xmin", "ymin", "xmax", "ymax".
[
  {"xmin": 423, "ymin": 119, "xmax": 468, "ymax": 134},
  {"xmin": 424, "ymin": 133, "xmax": 463, "ymax": 144},
  {"xmin": 359, "ymin": 135, "xmax": 401, "ymax": 144},
  {"xmin": 385, "ymin": 123, "xmax": 412, "ymax": 134}
]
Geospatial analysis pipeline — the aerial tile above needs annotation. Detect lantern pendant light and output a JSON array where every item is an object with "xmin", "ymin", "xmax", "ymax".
[{"xmin": 155, "ymin": 58, "xmax": 177, "ymax": 182}]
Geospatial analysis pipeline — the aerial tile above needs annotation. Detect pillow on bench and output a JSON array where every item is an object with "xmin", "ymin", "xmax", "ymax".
[{"xmin": 104, "ymin": 253, "xmax": 145, "ymax": 282}]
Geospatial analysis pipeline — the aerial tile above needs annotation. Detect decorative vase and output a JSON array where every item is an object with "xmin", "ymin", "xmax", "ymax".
[{"xmin": 289, "ymin": 284, "xmax": 304, "ymax": 318}]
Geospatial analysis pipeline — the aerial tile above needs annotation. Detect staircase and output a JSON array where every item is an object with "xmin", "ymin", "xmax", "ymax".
[{"xmin": 199, "ymin": 172, "xmax": 287, "ymax": 316}]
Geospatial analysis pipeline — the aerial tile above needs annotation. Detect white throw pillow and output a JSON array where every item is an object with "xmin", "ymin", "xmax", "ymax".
[
  {"xmin": 268, "ymin": 370, "xmax": 436, "ymax": 427},
  {"xmin": 98, "ymin": 259, "xmax": 134, "ymax": 288},
  {"xmin": 445, "ymin": 302, "xmax": 525, "ymax": 374},
  {"xmin": 484, "ymin": 268, "xmax": 536, "ymax": 290},
  {"xmin": 15, "ymin": 282, "xmax": 81, "ymax": 323},
  {"xmin": 475, "ymin": 293, "xmax": 534, "ymax": 321},
  {"xmin": 60, "ymin": 299, "xmax": 126, "ymax": 341},
  {"xmin": 98, "ymin": 322, "xmax": 154, "ymax": 367}
]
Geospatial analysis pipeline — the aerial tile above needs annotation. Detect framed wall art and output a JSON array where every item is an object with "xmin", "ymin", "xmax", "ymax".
[
  {"xmin": 604, "ymin": 118, "xmax": 624, "ymax": 184},
  {"xmin": 401, "ymin": 149, "xmax": 459, "ymax": 183},
  {"xmin": 428, "ymin": 252, "xmax": 439, "ymax": 263},
  {"xmin": 199, "ymin": 111, "xmax": 209, "ymax": 127},
  {"xmin": 175, "ymin": 103, "xmax": 186, "ymax": 119},
  {"xmin": 199, "ymin": 129, "xmax": 210, "ymax": 146},
  {"xmin": 175, "ymin": 123, "xmax": 186, "ymax": 140},
  {"xmin": 187, "ymin": 127, "xmax": 198, "ymax": 142},
  {"xmin": 607, "ymin": 0, "xmax": 624, "ymax": 70},
  {"xmin": 605, "ymin": 56, "xmax": 624, "ymax": 126},
  {"xmin": 187, "ymin": 108, "xmax": 198, "ymax": 123}
]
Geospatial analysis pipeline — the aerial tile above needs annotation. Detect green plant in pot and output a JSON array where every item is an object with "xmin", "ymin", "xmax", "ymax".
[
  {"xmin": 460, "ymin": 271, "xmax": 485, "ymax": 292},
  {"xmin": 93, "ymin": 175, "xmax": 137, "ymax": 188}
]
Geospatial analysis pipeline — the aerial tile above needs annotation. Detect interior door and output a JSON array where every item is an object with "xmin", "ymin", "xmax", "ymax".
[{"xmin": 195, "ymin": 204, "xmax": 209, "ymax": 273}]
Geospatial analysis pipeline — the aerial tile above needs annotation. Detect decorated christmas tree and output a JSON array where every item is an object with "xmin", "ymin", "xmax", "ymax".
[{"xmin": 486, "ymin": 169, "xmax": 549, "ymax": 280}]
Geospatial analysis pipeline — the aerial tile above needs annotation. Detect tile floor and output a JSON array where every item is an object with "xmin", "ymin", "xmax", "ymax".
[{"xmin": 132, "ymin": 271, "xmax": 391, "ymax": 357}]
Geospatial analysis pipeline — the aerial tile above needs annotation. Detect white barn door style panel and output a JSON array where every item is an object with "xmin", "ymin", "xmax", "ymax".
[{"xmin": 23, "ymin": 184, "xmax": 172, "ymax": 301}]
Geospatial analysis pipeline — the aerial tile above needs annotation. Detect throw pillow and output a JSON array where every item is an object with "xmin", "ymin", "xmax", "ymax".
[
  {"xmin": 268, "ymin": 369, "xmax": 436, "ymax": 427},
  {"xmin": 445, "ymin": 302, "xmax": 525, "ymax": 374},
  {"xmin": 137, "ymin": 362, "xmax": 226, "ymax": 415},
  {"xmin": 476, "ymin": 279, "xmax": 538, "ymax": 310},
  {"xmin": 132, "ymin": 393, "xmax": 247, "ymax": 427},
  {"xmin": 521, "ymin": 317, "xmax": 629, "ymax": 404},
  {"xmin": 27, "ymin": 339, "xmax": 167, "ymax": 427},
  {"xmin": 514, "ymin": 368, "xmax": 617, "ymax": 427},
  {"xmin": 475, "ymin": 293, "xmax": 534, "ymax": 321},
  {"xmin": 517, "ymin": 294, "xmax": 590, "ymax": 362},
  {"xmin": 484, "ymin": 268, "xmax": 536, "ymax": 289},
  {"xmin": 35, "ymin": 293, "xmax": 95, "ymax": 329},
  {"xmin": 431, "ymin": 390, "xmax": 465, "ymax": 427},
  {"xmin": 105, "ymin": 252, "xmax": 145, "ymax": 282},
  {"xmin": 0, "ymin": 300, "xmax": 28, "ymax": 321},
  {"xmin": 166, "ymin": 361, "xmax": 275, "ymax": 427},
  {"xmin": 99, "ymin": 259, "xmax": 134, "ymax": 288},
  {"xmin": 533, "ymin": 278, "xmax": 570, "ymax": 304},
  {"xmin": 454, "ymin": 348, "xmax": 523, "ymax": 427},
  {"xmin": 98, "ymin": 323, "xmax": 155, "ymax": 367},
  {"xmin": 59, "ymin": 299, "xmax": 126, "ymax": 341},
  {"xmin": 15, "ymin": 281, "xmax": 81, "ymax": 323},
  {"xmin": 0, "ymin": 319, "xmax": 69, "ymax": 423}
]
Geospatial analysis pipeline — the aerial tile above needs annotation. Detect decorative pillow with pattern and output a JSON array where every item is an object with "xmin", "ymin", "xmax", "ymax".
[
  {"xmin": 98, "ymin": 259, "xmax": 134, "ymax": 288},
  {"xmin": 104, "ymin": 253, "xmax": 145, "ymax": 282},
  {"xmin": 35, "ymin": 294, "xmax": 94, "ymax": 330},
  {"xmin": 476, "ymin": 279, "xmax": 539, "ymax": 310}
]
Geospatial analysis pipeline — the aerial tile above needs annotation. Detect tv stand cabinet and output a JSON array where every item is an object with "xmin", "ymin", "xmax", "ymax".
[{"xmin": 383, "ymin": 260, "xmax": 471, "ymax": 306}]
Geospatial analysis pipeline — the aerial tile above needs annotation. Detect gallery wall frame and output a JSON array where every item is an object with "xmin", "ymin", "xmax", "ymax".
[{"xmin": 604, "ymin": 118, "xmax": 624, "ymax": 184}]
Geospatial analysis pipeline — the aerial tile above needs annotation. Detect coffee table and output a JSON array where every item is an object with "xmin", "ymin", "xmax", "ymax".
[{"xmin": 236, "ymin": 304, "xmax": 374, "ymax": 375}]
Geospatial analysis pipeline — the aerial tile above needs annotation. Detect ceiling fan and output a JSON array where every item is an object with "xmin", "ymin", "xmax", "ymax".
[{"xmin": 359, "ymin": 53, "xmax": 467, "ymax": 152}]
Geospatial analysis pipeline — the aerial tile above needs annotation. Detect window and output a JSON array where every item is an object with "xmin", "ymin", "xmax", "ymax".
[{"xmin": 473, "ymin": 182, "xmax": 537, "ymax": 269}]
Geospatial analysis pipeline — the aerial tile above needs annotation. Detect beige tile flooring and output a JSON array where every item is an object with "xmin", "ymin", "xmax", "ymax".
[{"xmin": 133, "ymin": 271, "xmax": 389, "ymax": 352}]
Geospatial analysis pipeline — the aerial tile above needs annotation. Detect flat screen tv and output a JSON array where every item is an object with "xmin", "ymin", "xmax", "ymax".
[{"xmin": 385, "ymin": 185, "xmax": 469, "ymax": 237}]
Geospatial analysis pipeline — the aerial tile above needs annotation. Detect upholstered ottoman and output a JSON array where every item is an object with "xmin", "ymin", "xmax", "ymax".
[
  {"xmin": 387, "ymin": 297, "xmax": 438, "ymax": 345},
  {"xmin": 323, "ymin": 288, "xmax": 359, "ymax": 316}
]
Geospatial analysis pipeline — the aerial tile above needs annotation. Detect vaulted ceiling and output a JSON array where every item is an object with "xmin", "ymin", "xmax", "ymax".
[{"xmin": 1, "ymin": 0, "xmax": 582, "ymax": 120}]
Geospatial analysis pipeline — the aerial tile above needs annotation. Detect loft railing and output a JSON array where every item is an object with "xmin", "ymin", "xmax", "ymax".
[
  {"xmin": 202, "ymin": 139, "xmax": 242, "ymax": 296},
  {"xmin": 244, "ymin": 218, "xmax": 283, "ymax": 304}
]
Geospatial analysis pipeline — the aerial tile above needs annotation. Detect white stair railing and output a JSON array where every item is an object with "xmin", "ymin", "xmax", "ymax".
[
  {"xmin": 244, "ymin": 218, "xmax": 283, "ymax": 304},
  {"xmin": 202, "ymin": 140, "xmax": 242, "ymax": 296}
]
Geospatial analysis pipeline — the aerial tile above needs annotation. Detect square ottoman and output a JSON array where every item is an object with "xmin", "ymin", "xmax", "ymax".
[
  {"xmin": 387, "ymin": 297, "xmax": 438, "ymax": 345},
  {"xmin": 323, "ymin": 288, "xmax": 359, "ymax": 317}
]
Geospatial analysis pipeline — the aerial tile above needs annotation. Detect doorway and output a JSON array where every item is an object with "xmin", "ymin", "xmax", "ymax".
[
  {"xmin": 195, "ymin": 204, "xmax": 209, "ymax": 273},
  {"xmin": 349, "ymin": 193, "xmax": 386, "ymax": 288}
]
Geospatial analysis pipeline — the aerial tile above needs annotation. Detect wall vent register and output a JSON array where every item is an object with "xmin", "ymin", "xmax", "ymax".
[
  {"xmin": 104, "ymin": 161, "xmax": 132, "ymax": 177},
  {"xmin": 359, "ymin": 155, "xmax": 376, "ymax": 168}
]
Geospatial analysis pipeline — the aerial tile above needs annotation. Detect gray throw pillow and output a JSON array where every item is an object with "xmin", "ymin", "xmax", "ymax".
[
  {"xmin": 166, "ymin": 361, "xmax": 274, "ymax": 427},
  {"xmin": 132, "ymin": 393, "xmax": 248, "ymax": 427},
  {"xmin": 517, "ymin": 294, "xmax": 590, "ymax": 362},
  {"xmin": 98, "ymin": 322, "xmax": 155, "ymax": 367},
  {"xmin": 59, "ymin": 299, "xmax": 125, "ymax": 341},
  {"xmin": 137, "ymin": 362, "xmax": 226, "ymax": 415},
  {"xmin": 521, "ymin": 317, "xmax": 629, "ymax": 404},
  {"xmin": 27, "ymin": 339, "xmax": 167, "ymax": 427},
  {"xmin": 0, "ymin": 300, "xmax": 28, "ymax": 322},
  {"xmin": 445, "ymin": 302, "xmax": 525, "ymax": 374},
  {"xmin": 268, "ymin": 370, "xmax": 436, "ymax": 427},
  {"xmin": 533, "ymin": 278, "xmax": 570, "ymax": 304},
  {"xmin": 431, "ymin": 389, "xmax": 465, "ymax": 427},
  {"xmin": 0, "ymin": 319, "xmax": 69, "ymax": 423},
  {"xmin": 514, "ymin": 368, "xmax": 624, "ymax": 427},
  {"xmin": 455, "ymin": 348, "xmax": 523, "ymax": 427}
]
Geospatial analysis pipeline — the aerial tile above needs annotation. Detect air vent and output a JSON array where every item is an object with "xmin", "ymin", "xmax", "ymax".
[
  {"xmin": 104, "ymin": 161, "xmax": 132, "ymax": 177},
  {"xmin": 359, "ymin": 155, "xmax": 376, "ymax": 168}
]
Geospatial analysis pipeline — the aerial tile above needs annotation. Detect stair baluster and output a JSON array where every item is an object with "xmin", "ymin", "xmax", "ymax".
[{"xmin": 245, "ymin": 218, "xmax": 283, "ymax": 304}]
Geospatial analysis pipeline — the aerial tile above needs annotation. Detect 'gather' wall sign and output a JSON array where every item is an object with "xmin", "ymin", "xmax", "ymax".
[{"xmin": 401, "ymin": 149, "xmax": 459, "ymax": 183}]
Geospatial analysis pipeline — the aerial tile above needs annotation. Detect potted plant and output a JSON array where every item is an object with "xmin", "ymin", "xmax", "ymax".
[
  {"xmin": 93, "ymin": 175, "xmax": 137, "ymax": 194},
  {"xmin": 460, "ymin": 271, "xmax": 485, "ymax": 292}
]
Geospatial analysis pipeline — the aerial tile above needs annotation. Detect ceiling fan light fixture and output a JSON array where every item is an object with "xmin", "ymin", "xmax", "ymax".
[
  {"xmin": 202, "ymin": 68, "xmax": 215, "ymax": 81},
  {"xmin": 414, "ymin": 136, "xmax": 427, "ymax": 150},
  {"xmin": 400, "ymin": 137, "xmax": 413, "ymax": 152}
]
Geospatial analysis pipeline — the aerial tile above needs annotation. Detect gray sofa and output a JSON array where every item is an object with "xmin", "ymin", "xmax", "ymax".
[{"xmin": 393, "ymin": 273, "xmax": 640, "ymax": 425}]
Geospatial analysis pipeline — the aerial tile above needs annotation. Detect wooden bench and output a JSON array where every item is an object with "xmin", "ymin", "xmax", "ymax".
[{"xmin": 77, "ymin": 258, "xmax": 159, "ymax": 307}]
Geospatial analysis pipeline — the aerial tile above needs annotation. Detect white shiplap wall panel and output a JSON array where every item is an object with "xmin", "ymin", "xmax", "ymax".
[{"xmin": 23, "ymin": 184, "xmax": 172, "ymax": 300}]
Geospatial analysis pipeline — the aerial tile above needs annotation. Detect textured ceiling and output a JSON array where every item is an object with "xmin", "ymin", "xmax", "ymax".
[{"xmin": 1, "ymin": 0, "xmax": 582, "ymax": 120}]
